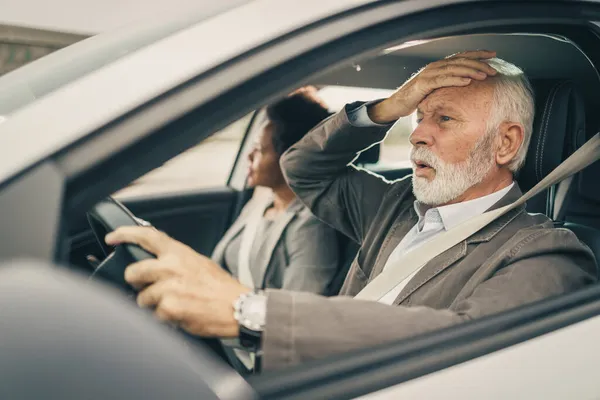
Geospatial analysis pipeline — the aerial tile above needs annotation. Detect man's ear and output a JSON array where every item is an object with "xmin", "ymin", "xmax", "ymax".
[{"xmin": 496, "ymin": 122, "xmax": 524, "ymax": 167}]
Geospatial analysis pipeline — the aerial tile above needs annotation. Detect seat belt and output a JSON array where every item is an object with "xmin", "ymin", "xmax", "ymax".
[
  {"xmin": 552, "ymin": 175, "xmax": 574, "ymax": 221},
  {"xmin": 355, "ymin": 133, "xmax": 600, "ymax": 302}
]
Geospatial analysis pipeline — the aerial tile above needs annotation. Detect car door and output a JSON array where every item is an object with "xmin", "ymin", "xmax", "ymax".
[
  {"xmin": 3, "ymin": 0, "xmax": 600, "ymax": 399},
  {"xmin": 68, "ymin": 113, "xmax": 257, "ymax": 269}
]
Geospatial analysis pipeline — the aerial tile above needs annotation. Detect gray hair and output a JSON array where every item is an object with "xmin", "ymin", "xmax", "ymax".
[{"xmin": 484, "ymin": 58, "xmax": 535, "ymax": 172}]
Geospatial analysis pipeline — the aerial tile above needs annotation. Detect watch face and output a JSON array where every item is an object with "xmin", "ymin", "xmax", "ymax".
[{"xmin": 242, "ymin": 295, "xmax": 267, "ymax": 330}]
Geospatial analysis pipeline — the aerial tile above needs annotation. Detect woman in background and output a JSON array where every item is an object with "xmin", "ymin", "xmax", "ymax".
[{"xmin": 211, "ymin": 88, "xmax": 340, "ymax": 294}]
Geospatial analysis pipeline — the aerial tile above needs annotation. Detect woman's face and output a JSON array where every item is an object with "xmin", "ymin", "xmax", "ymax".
[{"xmin": 247, "ymin": 121, "xmax": 286, "ymax": 188}]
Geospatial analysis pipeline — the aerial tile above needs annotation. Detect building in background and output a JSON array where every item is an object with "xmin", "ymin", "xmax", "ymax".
[
  {"xmin": 0, "ymin": 24, "xmax": 86, "ymax": 75},
  {"xmin": 0, "ymin": 0, "xmax": 244, "ymax": 75}
]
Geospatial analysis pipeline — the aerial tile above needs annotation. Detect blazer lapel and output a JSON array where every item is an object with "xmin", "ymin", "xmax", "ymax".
[
  {"xmin": 392, "ymin": 184, "xmax": 526, "ymax": 305},
  {"xmin": 368, "ymin": 205, "xmax": 418, "ymax": 281},
  {"xmin": 210, "ymin": 196, "xmax": 270, "ymax": 266},
  {"xmin": 211, "ymin": 214, "xmax": 247, "ymax": 266},
  {"xmin": 252, "ymin": 199, "xmax": 303, "ymax": 288}
]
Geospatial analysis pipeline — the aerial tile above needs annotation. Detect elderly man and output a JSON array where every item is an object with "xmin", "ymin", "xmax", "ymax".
[{"xmin": 106, "ymin": 51, "xmax": 596, "ymax": 371}]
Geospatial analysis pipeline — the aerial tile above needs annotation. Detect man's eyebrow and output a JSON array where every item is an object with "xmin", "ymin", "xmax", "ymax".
[{"xmin": 418, "ymin": 104, "xmax": 461, "ymax": 114}]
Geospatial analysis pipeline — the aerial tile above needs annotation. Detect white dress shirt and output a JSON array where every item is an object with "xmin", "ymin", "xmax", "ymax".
[
  {"xmin": 345, "ymin": 102, "xmax": 515, "ymax": 304},
  {"xmin": 378, "ymin": 183, "xmax": 514, "ymax": 304},
  {"xmin": 347, "ymin": 101, "xmax": 387, "ymax": 127}
]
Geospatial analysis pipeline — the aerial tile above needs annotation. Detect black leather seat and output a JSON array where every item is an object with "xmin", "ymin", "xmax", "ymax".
[
  {"xmin": 559, "ymin": 165, "xmax": 600, "ymax": 231},
  {"xmin": 329, "ymin": 79, "xmax": 600, "ymax": 296},
  {"xmin": 518, "ymin": 79, "xmax": 600, "ymax": 277},
  {"xmin": 518, "ymin": 79, "xmax": 586, "ymax": 214}
]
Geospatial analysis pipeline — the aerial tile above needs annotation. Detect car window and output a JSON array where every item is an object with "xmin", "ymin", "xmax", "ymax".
[
  {"xmin": 115, "ymin": 86, "xmax": 411, "ymax": 199},
  {"xmin": 0, "ymin": 0, "xmax": 248, "ymax": 118},
  {"xmin": 317, "ymin": 85, "xmax": 413, "ymax": 168},
  {"xmin": 114, "ymin": 113, "xmax": 252, "ymax": 198}
]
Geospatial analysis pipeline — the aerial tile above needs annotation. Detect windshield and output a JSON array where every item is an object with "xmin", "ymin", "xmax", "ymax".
[{"xmin": 0, "ymin": 0, "xmax": 247, "ymax": 119}]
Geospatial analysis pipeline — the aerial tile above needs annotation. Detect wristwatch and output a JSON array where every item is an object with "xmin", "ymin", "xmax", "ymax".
[{"xmin": 233, "ymin": 290, "xmax": 267, "ymax": 353}]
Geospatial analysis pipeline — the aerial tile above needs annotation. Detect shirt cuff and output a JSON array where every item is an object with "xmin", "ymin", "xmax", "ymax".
[{"xmin": 346, "ymin": 100, "xmax": 389, "ymax": 128}]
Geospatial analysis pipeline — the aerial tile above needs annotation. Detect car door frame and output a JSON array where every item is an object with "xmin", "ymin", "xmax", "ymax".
[
  {"xmin": 250, "ymin": 282, "xmax": 600, "ymax": 399},
  {"xmin": 2, "ymin": 0, "xmax": 600, "ymax": 398},
  {"xmin": 60, "ymin": 2, "xmax": 600, "ymax": 396},
  {"xmin": 66, "ymin": 109, "xmax": 261, "ymax": 270}
]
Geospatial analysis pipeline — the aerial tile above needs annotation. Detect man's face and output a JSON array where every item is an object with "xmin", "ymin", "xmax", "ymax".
[{"xmin": 409, "ymin": 80, "xmax": 498, "ymax": 206}]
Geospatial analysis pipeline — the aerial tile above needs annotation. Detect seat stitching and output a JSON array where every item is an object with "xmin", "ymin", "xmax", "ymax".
[
  {"xmin": 537, "ymin": 86, "xmax": 556, "ymax": 181},
  {"xmin": 539, "ymin": 82, "xmax": 567, "ymax": 177},
  {"xmin": 539, "ymin": 82, "xmax": 568, "ymax": 181},
  {"xmin": 535, "ymin": 84, "xmax": 557, "ymax": 182}
]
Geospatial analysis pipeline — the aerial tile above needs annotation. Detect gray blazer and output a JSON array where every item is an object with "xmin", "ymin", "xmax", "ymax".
[
  {"xmin": 261, "ymin": 106, "xmax": 597, "ymax": 370},
  {"xmin": 211, "ymin": 194, "xmax": 339, "ymax": 293}
]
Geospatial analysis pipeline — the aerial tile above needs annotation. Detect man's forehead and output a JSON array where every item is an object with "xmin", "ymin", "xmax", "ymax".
[{"xmin": 417, "ymin": 81, "xmax": 493, "ymax": 113}]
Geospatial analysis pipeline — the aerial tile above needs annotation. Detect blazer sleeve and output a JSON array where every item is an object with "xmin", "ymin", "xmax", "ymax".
[
  {"xmin": 280, "ymin": 209, "xmax": 340, "ymax": 294},
  {"xmin": 261, "ymin": 228, "xmax": 596, "ymax": 370},
  {"xmin": 280, "ymin": 104, "xmax": 395, "ymax": 244}
]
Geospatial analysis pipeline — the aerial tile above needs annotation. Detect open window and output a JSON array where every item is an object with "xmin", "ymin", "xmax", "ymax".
[
  {"xmin": 114, "ymin": 113, "xmax": 253, "ymax": 199},
  {"xmin": 31, "ymin": 1, "xmax": 600, "ymax": 399},
  {"xmin": 317, "ymin": 85, "xmax": 413, "ymax": 170}
]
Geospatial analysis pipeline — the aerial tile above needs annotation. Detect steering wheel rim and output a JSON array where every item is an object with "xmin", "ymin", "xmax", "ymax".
[
  {"xmin": 87, "ymin": 197, "xmax": 155, "ymax": 293},
  {"xmin": 86, "ymin": 197, "xmax": 246, "ymax": 372}
]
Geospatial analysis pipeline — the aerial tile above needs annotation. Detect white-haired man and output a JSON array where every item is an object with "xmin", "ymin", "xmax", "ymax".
[{"xmin": 106, "ymin": 51, "xmax": 596, "ymax": 371}]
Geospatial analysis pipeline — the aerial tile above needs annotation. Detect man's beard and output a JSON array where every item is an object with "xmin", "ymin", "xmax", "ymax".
[{"xmin": 411, "ymin": 131, "xmax": 497, "ymax": 206}]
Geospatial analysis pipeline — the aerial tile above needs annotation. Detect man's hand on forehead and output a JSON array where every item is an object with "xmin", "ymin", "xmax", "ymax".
[
  {"xmin": 367, "ymin": 50, "xmax": 498, "ymax": 124},
  {"xmin": 444, "ymin": 50, "xmax": 497, "ymax": 60}
]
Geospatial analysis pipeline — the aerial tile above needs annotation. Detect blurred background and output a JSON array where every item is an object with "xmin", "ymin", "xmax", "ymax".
[{"xmin": 0, "ymin": 0, "xmax": 413, "ymax": 198}]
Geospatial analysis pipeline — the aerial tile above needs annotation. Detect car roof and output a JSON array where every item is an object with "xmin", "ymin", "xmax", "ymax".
[
  {"xmin": 1, "ymin": 0, "xmax": 249, "ymax": 34},
  {"xmin": 1, "ymin": 0, "xmax": 598, "ymax": 188},
  {"xmin": 0, "ymin": 0, "xmax": 379, "ymax": 185},
  {"xmin": 315, "ymin": 33, "xmax": 600, "ymax": 112},
  {"xmin": 0, "ymin": 0, "xmax": 249, "ymax": 116}
]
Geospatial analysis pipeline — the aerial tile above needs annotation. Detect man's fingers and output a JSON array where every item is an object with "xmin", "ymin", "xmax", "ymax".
[
  {"xmin": 156, "ymin": 296, "xmax": 213, "ymax": 337},
  {"xmin": 105, "ymin": 226, "xmax": 168, "ymax": 256},
  {"xmin": 443, "ymin": 58, "xmax": 498, "ymax": 76},
  {"xmin": 137, "ymin": 279, "xmax": 180, "ymax": 308},
  {"xmin": 446, "ymin": 50, "xmax": 496, "ymax": 60},
  {"xmin": 154, "ymin": 297, "xmax": 182, "ymax": 323},
  {"xmin": 428, "ymin": 58, "xmax": 498, "ymax": 77},
  {"xmin": 125, "ymin": 258, "xmax": 175, "ymax": 288},
  {"xmin": 425, "ymin": 65, "xmax": 490, "ymax": 81},
  {"xmin": 143, "ymin": 285, "xmax": 195, "ymax": 329},
  {"xmin": 424, "ymin": 76, "xmax": 473, "ymax": 92}
]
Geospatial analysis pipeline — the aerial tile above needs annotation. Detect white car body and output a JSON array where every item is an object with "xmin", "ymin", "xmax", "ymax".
[{"xmin": 0, "ymin": 1, "xmax": 599, "ymax": 398}]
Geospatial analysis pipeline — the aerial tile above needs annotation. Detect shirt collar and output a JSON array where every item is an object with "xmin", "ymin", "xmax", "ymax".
[{"xmin": 413, "ymin": 182, "xmax": 515, "ymax": 231}]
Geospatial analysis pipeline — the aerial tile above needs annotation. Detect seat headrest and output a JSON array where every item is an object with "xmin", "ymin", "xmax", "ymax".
[{"xmin": 518, "ymin": 80, "xmax": 586, "ymax": 192}]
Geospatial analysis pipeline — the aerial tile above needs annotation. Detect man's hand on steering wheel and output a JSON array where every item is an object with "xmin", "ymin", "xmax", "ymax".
[{"xmin": 106, "ymin": 227, "xmax": 251, "ymax": 338}]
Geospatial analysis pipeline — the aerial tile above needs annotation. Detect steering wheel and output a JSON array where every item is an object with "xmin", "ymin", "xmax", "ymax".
[
  {"xmin": 86, "ymin": 197, "xmax": 245, "ymax": 372},
  {"xmin": 87, "ymin": 197, "xmax": 155, "ymax": 294}
]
